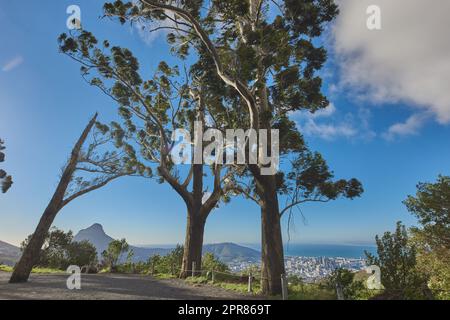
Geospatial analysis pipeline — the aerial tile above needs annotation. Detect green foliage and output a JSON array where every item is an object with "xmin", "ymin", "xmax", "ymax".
[
  {"xmin": 202, "ymin": 252, "xmax": 229, "ymax": 272},
  {"xmin": 325, "ymin": 268, "xmax": 367, "ymax": 300},
  {"xmin": 404, "ymin": 175, "xmax": 450, "ymax": 299},
  {"xmin": 240, "ymin": 264, "xmax": 261, "ymax": 278},
  {"xmin": 66, "ymin": 240, "xmax": 98, "ymax": 267},
  {"xmin": 147, "ymin": 245, "xmax": 184, "ymax": 275},
  {"xmin": 287, "ymin": 275, "xmax": 304, "ymax": 285},
  {"xmin": 0, "ymin": 265, "xmax": 64, "ymax": 274},
  {"xmin": 404, "ymin": 175, "xmax": 450, "ymax": 249},
  {"xmin": 366, "ymin": 222, "xmax": 427, "ymax": 299},
  {"xmin": 0, "ymin": 139, "xmax": 13, "ymax": 193},
  {"xmin": 101, "ymin": 238, "xmax": 130, "ymax": 272},
  {"xmin": 0, "ymin": 265, "xmax": 13, "ymax": 272},
  {"xmin": 288, "ymin": 283, "xmax": 336, "ymax": 300},
  {"xmin": 95, "ymin": 1, "xmax": 358, "ymax": 201},
  {"xmin": 21, "ymin": 227, "xmax": 97, "ymax": 270},
  {"xmin": 283, "ymin": 150, "xmax": 363, "ymax": 204}
]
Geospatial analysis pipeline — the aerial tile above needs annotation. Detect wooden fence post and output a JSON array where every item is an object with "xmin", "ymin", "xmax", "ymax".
[
  {"xmin": 281, "ymin": 274, "xmax": 288, "ymax": 300},
  {"xmin": 248, "ymin": 272, "xmax": 253, "ymax": 293},
  {"xmin": 192, "ymin": 261, "xmax": 196, "ymax": 277},
  {"xmin": 336, "ymin": 282, "xmax": 345, "ymax": 300}
]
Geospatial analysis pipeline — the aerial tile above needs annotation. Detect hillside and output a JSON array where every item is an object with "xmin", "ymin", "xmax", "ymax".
[
  {"xmin": 203, "ymin": 243, "xmax": 260, "ymax": 263},
  {"xmin": 0, "ymin": 240, "xmax": 21, "ymax": 266},
  {"xmin": 74, "ymin": 224, "xmax": 171, "ymax": 262},
  {"xmin": 75, "ymin": 224, "xmax": 260, "ymax": 263},
  {"xmin": 0, "ymin": 224, "xmax": 261, "ymax": 266}
]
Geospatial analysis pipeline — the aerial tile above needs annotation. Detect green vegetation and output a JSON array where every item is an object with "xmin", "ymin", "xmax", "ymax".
[
  {"xmin": 325, "ymin": 268, "xmax": 379, "ymax": 300},
  {"xmin": 364, "ymin": 175, "xmax": 450, "ymax": 300},
  {"xmin": 288, "ymin": 284, "xmax": 336, "ymax": 300},
  {"xmin": 202, "ymin": 253, "xmax": 229, "ymax": 273},
  {"xmin": 0, "ymin": 265, "xmax": 13, "ymax": 272},
  {"xmin": 60, "ymin": 0, "xmax": 365, "ymax": 296},
  {"xmin": 0, "ymin": 264, "xmax": 63, "ymax": 274},
  {"xmin": 0, "ymin": 138, "xmax": 13, "ymax": 193},
  {"xmin": 101, "ymin": 238, "xmax": 131, "ymax": 272},
  {"xmin": 9, "ymin": 114, "xmax": 137, "ymax": 284},
  {"xmin": 152, "ymin": 273, "xmax": 177, "ymax": 280},
  {"xmin": 21, "ymin": 227, "xmax": 98, "ymax": 270},
  {"xmin": 366, "ymin": 222, "xmax": 427, "ymax": 299},
  {"xmin": 405, "ymin": 175, "xmax": 450, "ymax": 300},
  {"xmin": 146, "ymin": 245, "xmax": 184, "ymax": 275}
]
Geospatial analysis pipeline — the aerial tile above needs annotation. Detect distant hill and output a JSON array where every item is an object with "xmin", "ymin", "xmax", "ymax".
[
  {"xmin": 75, "ymin": 224, "xmax": 260, "ymax": 263},
  {"xmin": 74, "ymin": 223, "xmax": 171, "ymax": 262},
  {"xmin": 0, "ymin": 224, "xmax": 260, "ymax": 266},
  {"xmin": 203, "ymin": 242, "xmax": 260, "ymax": 263},
  {"xmin": 0, "ymin": 240, "xmax": 21, "ymax": 266}
]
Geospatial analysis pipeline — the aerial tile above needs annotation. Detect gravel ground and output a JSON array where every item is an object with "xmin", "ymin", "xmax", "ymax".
[{"xmin": 0, "ymin": 271, "xmax": 261, "ymax": 300}]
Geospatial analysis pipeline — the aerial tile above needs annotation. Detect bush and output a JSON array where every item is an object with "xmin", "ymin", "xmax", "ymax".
[
  {"xmin": 21, "ymin": 227, "xmax": 98, "ymax": 270},
  {"xmin": 288, "ymin": 283, "xmax": 336, "ymax": 300},
  {"xmin": 366, "ymin": 222, "xmax": 428, "ymax": 299},
  {"xmin": 202, "ymin": 253, "xmax": 229, "ymax": 273},
  {"xmin": 147, "ymin": 245, "xmax": 184, "ymax": 275}
]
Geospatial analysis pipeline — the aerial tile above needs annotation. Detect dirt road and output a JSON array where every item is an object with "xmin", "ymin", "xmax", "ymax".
[{"xmin": 0, "ymin": 271, "xmax": 260, "ymax": 300}]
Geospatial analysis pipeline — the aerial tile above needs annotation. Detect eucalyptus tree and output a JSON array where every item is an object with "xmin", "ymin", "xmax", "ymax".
[
  {"xmin": 233, "ymin": 148, "xmax": 363, "ymax": 236},
  {"xmin": 102, "ymin": 0, "xmax": 340, "ymax": 294},
  {"xmin": 58, "ymin": 32, "xmax": 238, "ymax": 277},
  {"xmin": 10, "ymin": 113, "xmax": 142, "ymax": 283},
  {"xmin": 0, "ymin": 139, "xmax": 13, "ymax": 193}
]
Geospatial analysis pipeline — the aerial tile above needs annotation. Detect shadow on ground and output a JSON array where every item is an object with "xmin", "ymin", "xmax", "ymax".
[{"xmin": 0, "ymin": 271, "xmax": 260, "ymax": 300}]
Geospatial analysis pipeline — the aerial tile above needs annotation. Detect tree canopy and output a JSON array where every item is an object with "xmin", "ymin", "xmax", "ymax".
[{"xmin": 0, "ymin": 139, "xmax": 13, "ymax": 193}]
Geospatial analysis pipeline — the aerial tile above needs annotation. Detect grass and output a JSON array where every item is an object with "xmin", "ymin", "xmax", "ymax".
[
  {"xmin": 183, "ymin": 275, "xmax": 338, "ymax": 299},
  {"xmin": 184, "ymin": 275, "xmax": 263, "ymax": 295},
  {"xmin": 152, "ymin": 273, "xmax": 177, "ymax": 280},
  {"xmin": 215, "ymin": 281, "xmax": 261, "ymax": 295},
  {"xmin": 288, "ymin": 283, "xmax": 336, "ymax": 300},
  {"xmin": 0, "ymin": 264, "xmax": 64, "ymax": 274},
  {"xmin": 31, "ymin": 267, "xmax": 65, "ymax": 274},
  {"xmin": 0, "ymin": 265, "xmax": 13, "ymax": 272}
]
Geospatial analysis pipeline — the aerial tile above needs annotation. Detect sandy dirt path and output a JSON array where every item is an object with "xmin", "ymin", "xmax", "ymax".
[{"xmin": 0, "ymin": 271, "xmax": 261, "ymax": 300}]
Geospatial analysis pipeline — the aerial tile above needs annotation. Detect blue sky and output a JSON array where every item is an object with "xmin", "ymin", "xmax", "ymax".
[{"xmin": 1, "ymin": 0, "xmax": 449, "ymax": 247}]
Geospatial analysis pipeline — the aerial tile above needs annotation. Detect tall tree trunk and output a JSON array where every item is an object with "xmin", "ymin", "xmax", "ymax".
[
  {"xmin": 256, "ymin": 175, "xmax": 285, "ymax": 296},
  {"xmin": 9, "ymin": 114, "xmax": 97, "ymax": 283},
  {"xmin": 9, "ymin": 206, "xmax": 59, "ymax": 283},
  {"xmin": 180, "ymin": 209, "xmax": 206, "ymax": 278}
]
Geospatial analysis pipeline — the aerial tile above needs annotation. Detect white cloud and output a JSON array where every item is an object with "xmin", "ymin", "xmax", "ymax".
[
  {"xmin": 333, "ymin": 0, "xmax": 450, "ymax": 127},
  {"xmin": 300, "ymin": 119, "xmax": 357, "ymax": 140},
  {"xmin": 383, "ymin": 113, "xmax": 428, "ymax": 140},
  {"xmin": 2, "ymin": 56, "xmax": 24, "ymax": 72},
  {"xmin": 295, "ymin": 103, "xmax": 375, "ymax": 141}
]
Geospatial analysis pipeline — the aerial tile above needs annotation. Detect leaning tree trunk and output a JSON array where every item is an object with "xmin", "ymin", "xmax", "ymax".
[
  {"xmin": 9, "ymin": 114, "xmax": 97, "ymax": 283},
  {"xmin": 256, "ymin": 174, "xmax": 285, "ymax": 296},
  {"xmin": 9, "ymin": 205, "xmax": 60, "ymax": 282},
  {"xmin": 180, "ymin": 209, "xmax": 206, "ymax": 278}
]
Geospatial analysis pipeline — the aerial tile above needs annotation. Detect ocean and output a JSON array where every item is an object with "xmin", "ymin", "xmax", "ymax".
[
  {"xmin": 243, "ymin": 243, "xmax": 377, "ymax": 259},
  {"xmin": 139, "ymin": 243, "xmax": 378, "ymax": 259},
  {"xmin": 284, "ymin": 244, "xmax": 377, "ymax": 259}
]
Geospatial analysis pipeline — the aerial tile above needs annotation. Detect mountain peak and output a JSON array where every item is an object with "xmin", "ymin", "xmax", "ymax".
[{"xmin": 86, "ymin": 223, "xmax": 105, "ymax": 233}]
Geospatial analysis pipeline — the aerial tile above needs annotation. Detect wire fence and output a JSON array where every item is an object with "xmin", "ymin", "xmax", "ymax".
[{"xmin": 139, "ymin": 262, "xmax": 450, "ymax": 300}]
